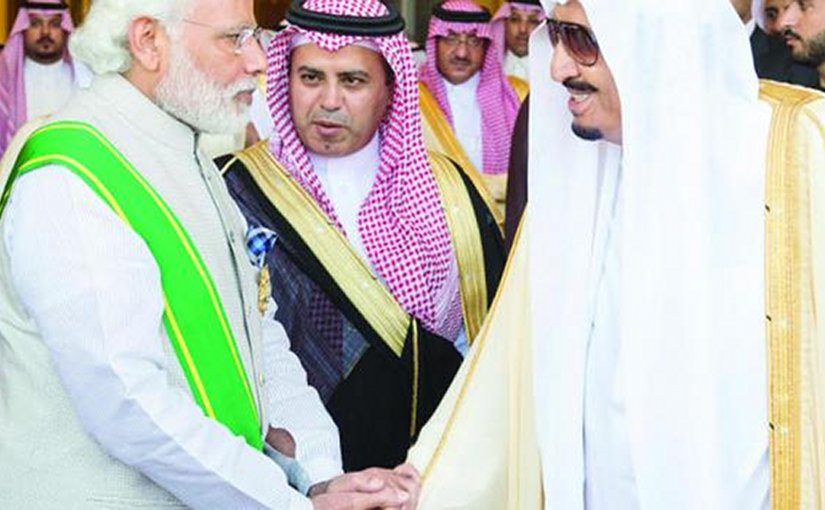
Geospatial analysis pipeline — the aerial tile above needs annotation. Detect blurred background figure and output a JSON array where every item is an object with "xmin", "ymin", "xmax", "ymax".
[
  {"xmin": 490, "ymin": 0, "xmax": 544, "ymax": 82},
  {"xmin": 776, "ymin": 0, "xmax": 825, "ymax": 90},
  {"xmin": 419, "ymin": 0, "xmax": 524, "ymax": 221},
  {"xmin": 748, "ymin": 0, "xmax": 819, "ymax": 87},
  {"xmin": 0, "ymin": 0, "xmax": 82, "ymax": 156}
]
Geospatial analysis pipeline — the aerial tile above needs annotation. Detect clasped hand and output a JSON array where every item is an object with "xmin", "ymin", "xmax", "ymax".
[{"xmin": 309, "ymin": 463, "xmax": 421, "ymax": 510}]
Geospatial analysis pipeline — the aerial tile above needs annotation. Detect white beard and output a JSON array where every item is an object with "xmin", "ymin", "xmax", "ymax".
[{"xmin": 156, "ymin": 44, "xmax": 257, "ymax": 135}]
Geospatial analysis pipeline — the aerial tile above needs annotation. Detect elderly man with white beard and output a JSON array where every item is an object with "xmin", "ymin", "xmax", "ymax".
[{"xmin": 0, "ymin": 0, "xmax": 419, "ymax": 509}]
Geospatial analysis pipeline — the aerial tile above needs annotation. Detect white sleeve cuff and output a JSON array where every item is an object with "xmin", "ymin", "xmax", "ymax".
[
  {"xmin": 287, "ymin": 489, "xmax": 314, "ymax": 510},
  {"xmin": 300, "ymin": 457, "xmax": 343, "ymax": 491}
]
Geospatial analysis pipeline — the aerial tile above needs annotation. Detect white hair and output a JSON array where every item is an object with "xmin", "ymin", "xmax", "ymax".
[
  {"xmin": 69, "ymin": 0, "xmax": 194, "ymax": 75},
  {"xmin": 155, "ymin": 42, "xmax": 257, "ymax": 134}
]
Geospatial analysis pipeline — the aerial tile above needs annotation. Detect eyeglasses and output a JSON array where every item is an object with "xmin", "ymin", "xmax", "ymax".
[
  {"xmin": 183, "ymin": 19, "xmax": 263, "ymax": 55},
  {"xmin": 547, "ymin": 19, "xmax": 600, "ymax": 67},
  {"xmin": 438, "ymin": 33, "xmax": 485, "ymax": 49}
]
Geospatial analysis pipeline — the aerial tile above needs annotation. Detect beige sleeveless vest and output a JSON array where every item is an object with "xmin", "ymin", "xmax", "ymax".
[{"xmin": 0, "ymin": 74, "xmax": 268, "ymax": 508}]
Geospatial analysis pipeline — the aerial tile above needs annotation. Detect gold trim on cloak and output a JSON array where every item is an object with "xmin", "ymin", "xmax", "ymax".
[
  {"xmin": 761, "ymin": 79, "xmax": 825, "ymax": 510},
  {"xmin": 508, "ymin": 75, "xmax": 530, "ymax": 102},
  {"xmin": 418, "ymin": 81, "xmax": 506, "ymax": 231},
  {"xmin": 428, "ymin": 150, "xmax": 490, "ymax": 343},
  {"xmin": 221, "ymin": 141, "xmax": 493, "ymax": 350}
]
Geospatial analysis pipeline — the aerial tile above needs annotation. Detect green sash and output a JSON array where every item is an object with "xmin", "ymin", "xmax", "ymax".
[{"xmin": 0, "ymin": 121, "xmax": 263, "ymax": 450}]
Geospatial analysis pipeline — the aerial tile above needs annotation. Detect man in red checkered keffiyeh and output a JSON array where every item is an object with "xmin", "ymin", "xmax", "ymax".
[
  {"xmin": 219, "ymin": 0, "xmax": 505, "ymax": 472},
  {"xmin": 418, "ymin": 0, "xmax": 523, "ymax": 211}
]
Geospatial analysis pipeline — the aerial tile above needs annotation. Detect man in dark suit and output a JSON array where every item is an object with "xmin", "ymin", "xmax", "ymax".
[
  {"xmin": 742, "ymin": 0, "xmax": 821, "ymax": 86},
  {"xmin": 752, "ymin": 23, "xmax": 820, "ymax": 86},
  {"xmin": 777, "ymin": 0, "xmax": 825, "ymax": 90}
]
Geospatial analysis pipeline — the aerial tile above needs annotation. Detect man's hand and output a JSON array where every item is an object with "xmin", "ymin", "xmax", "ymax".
[{"xmin": 310, "ymin": 463, "xmax": 421, "ymax": 510}]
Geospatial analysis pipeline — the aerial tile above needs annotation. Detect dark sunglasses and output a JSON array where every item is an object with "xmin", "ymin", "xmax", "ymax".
[{"xmin": 547, "ymin": 19, "xmax": 600, "ymax": 67}]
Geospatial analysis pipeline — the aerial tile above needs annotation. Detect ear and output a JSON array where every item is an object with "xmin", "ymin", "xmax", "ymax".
[{"xmin": 127, "ymin": 16, "xmax": 166, "ymax": 73}]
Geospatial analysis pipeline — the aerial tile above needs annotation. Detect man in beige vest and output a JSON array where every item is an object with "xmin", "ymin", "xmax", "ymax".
[{"xmin": 0, "ymin": 0, "xmax": 418, "ymax": 508}]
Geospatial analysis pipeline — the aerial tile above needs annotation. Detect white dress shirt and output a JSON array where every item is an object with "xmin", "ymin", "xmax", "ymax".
[
  {"xmin": 24, "ymin": 57, "xmax": 74, "ymax": 120},
  {"xmin": 444, "ymin": 72, "xmax": 483, "ymax": 171},
  {"xmin": 2, "ymin": 164, "xmax": 341, "ymax": 509},
  {"xmin": 583, "ymin": 164, "xmax": 639, "ymax": 509}
]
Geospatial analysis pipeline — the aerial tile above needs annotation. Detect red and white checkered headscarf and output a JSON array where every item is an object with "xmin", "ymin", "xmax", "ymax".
[
  {"xmin": 420, "ymin": 0, "xmax": 520, "ymax": 175},
  {"xmin": 0, "ymin": 0, "xmax": 74, "ymax": 155},
  {"xmin": 266, "ymin": 0, "xmax": 462, "ymax": 338},
  {"xmin": 490, "ymin": 1, "xmax": 545, "ymax": 62}
]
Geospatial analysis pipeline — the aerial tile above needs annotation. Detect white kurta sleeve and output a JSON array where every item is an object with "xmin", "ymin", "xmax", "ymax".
[
  {"xmin": 2, "ymin": 167, "xmax": 313, "ymax": 510},
  {"xmin": 261, "ymin": 294, "xmax": 344, "ymax": 491}
]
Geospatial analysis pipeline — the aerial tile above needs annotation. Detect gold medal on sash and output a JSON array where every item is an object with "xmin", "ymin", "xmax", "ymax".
[{"xmin": 257, "ymin": 265, "xmax": 271, "ymax": 315}]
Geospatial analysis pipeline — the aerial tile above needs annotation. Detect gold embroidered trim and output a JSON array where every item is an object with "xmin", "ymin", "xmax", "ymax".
[
  {"xmin": 231, "ymin": 141, "xmax": 410, "ymax": 357},
  {"xmin": 410, "ymin": 321, "xmax": 420, "ymax": 439},
  {"xmin": 429, "ymin": 151, "xmax": 489, "ymax": 344},
  {"xmin": 419, "ymin": 81, "xmax": 505, "ymax": 231},
  {"xmin": 420, "ymin": 211, "xmax": 528, "ymax": 482},
  {"xmin": 508, "ymin": 75, "xmax": 529, "ymax": 102},
  {"xmin": 759, "ymin": 80, "xmax": 822, "ymax": 510}
]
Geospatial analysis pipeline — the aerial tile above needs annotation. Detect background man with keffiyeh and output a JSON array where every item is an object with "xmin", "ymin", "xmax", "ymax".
[
  {"xmin": 418, "ymin": 0, "xmax": 526, "ymax": 220},
  {"xmin": 0, "ymin": 0, "xmax": 85, "ymax": 157},
  {"xmin": 218, "ymin": 0, "xmax": 505, "ymax": 476},
  {"xmin": 0, "ymin": 0, "xmax": 420, "ymax": 508},
  {"xmin": 490, "ymin": 0, "xmax": 545, "ymax": 82}
]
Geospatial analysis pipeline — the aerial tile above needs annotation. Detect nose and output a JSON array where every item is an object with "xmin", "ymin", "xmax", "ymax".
[
  {"xmin": 517, "ymin": 19, "xmax": 531, "ymax": 36},
  {"xmin": 777, "ymin": 2, "xmax": 801, "ymax": 30},
  {"xmin": 33, "ymin": 23, "xmax": 49, "ymax": 38},
  {"xmin": 453, "ymin": 41, "xmax": 469, "ymax": 58},
  {"xmin": 242, "ymin": 39, "xmax": 266, "ymax": 76},
  {"xmin": 550, "ymin": 38, "xmax": 578, "ymax": 83},
  {"xmin": 319, "ymin": 82, "xmax": 343, "ymax": 111}
]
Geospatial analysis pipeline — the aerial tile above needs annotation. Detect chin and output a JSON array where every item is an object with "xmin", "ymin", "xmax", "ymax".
[{"xmin": 571, "ymin": 123, "xmax": 604, "ymax": 142}]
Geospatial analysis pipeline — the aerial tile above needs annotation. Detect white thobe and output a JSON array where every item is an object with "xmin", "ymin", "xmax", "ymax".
[
  {"xmin": 503, "ymin": 51, "xmax": 530, "ymax": 82},
  {"xmin": 583, "ymin": 164, "xmax": 640, "ymax": 509},
  {"xmin": 310, "ymin": 132, "xmax": 380, "ymax": 263},
  {"xmin": 24, "ymin": 57, "xmax": 74, "ymax": 120},
  {"xmin": 444, "ymin": 72, "xmax": 483, "ymax": 171}
]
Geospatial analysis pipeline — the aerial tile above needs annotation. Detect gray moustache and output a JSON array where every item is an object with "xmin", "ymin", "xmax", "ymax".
[{"xmin": 310, "ymin": 111, "xmax": 351, "ymax": 126}]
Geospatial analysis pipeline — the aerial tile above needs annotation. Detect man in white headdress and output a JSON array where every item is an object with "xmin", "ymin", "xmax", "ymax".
[
  {"xmin": 410, "ymin": 0, "xmax": 824, "ymax": 508},
  {"xmin": 529, "ymin": 1, "xmax": 771, "ymax": 506},
  {"xmin": 0, "ymin": 0, "xmax": 419, "ymax": 508}
]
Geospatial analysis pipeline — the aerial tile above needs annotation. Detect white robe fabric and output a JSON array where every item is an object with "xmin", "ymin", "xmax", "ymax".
[
  {"xmin": 23, "ymin": 57, "xmax": 74, "ymax": 120},
  {"xmin": 309, "ymin": 133, "xmax": 380, "ymax": 264},
  {"xmin": 529, "ymin": 1, "xmax": 770, "ymax": 508},
  {"xmin": 444, "ymin": 72, "xmax": 483, "ymax": 171},
  {"xmin": 503, "ymin": 50, "xmax": 530, "ymax": 81}
]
